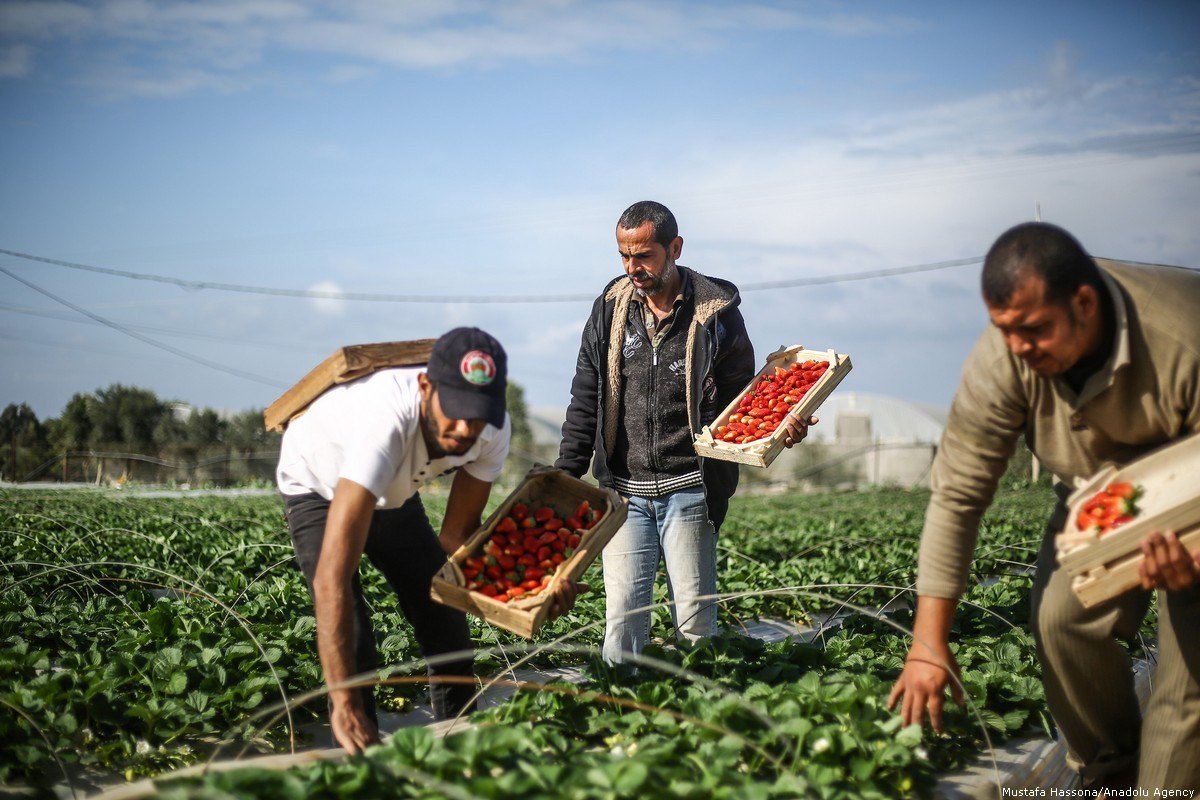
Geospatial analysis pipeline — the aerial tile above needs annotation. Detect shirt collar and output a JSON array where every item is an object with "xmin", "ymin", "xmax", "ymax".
[
  {"xmin": 633, "ymin": 267, "xmax": 691, "ymax": 310},
  {"xmin": 1070, "ymin": 267, "xmax": 1131, "ymax": 407}
]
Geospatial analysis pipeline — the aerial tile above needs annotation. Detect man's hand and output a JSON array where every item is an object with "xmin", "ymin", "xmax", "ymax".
[
  {"xmin": 781, "ymin": 415, "xmax": 817, "ymax": 449},
  {"xmin": 545, "ymin": 578, "xmax": 584, "ymax": 620},
  {"xmin": 1139, "ymin": 529, "xmax": 1200, "ymax": 591},
  {"xmin": 888, "ymin": 647, "xmax": 964, "ymax": 733},
  {"xmin": 330, "ymin": 701, "xmax": 379, "ymax": 755},
  {"xmin": 887, "ymin": 595, "xmax": 963, "ymax": 733}
]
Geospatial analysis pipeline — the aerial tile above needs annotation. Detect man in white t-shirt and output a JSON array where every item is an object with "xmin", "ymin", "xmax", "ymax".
[{"xmin": 277, "ymin": 327, "xmax": 574, "ymax": 754}]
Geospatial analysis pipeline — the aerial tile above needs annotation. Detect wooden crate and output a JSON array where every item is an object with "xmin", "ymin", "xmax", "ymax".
[
  {"xmin": 430, "ymin": 466, "xmax": 627, "ymax": 639},
  {"xmin": 693, "ymin": 344, "xmax": 852, "ymax": 468},
  {"xmin": 263, "ymin": 339, "xmax": 436, "ymax": 433},
  {"xmin": 1056, "ymin": 433, "xmax": 1200, "ymax": 608}
]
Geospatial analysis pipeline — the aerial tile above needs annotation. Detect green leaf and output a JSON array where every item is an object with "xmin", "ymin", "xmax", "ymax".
[
  {"xmin": 894, "ymin": 723, "xmax": 923, "ymax": 747},
  {"xmin": 159, "ymin": 647, "xmax": 183, "ymax": 667},
  {"xmin": 611, "ymin": 761, "xmax": 649, "ymax": 793},
  {"xmin": 164, "ymin": 672, "xmax": 188, "ymax": 695},
  {"xmin": 778, "ymin": 717, "xmax": 813, "ymax": 741},
  {"xmin": 850, "ymin": 756, "xmax": 875, "ymax": 781},
  {"xmin": 977, "ymin": 709, "xmax": 1007, "ymax": 732},
  {"xmin": 186, "ymin": 691, "xmax": 209, "ymax": 713},
  {"xmin": 1002, "ymin": 709, "xmax": 1029, "ymax": 731}
]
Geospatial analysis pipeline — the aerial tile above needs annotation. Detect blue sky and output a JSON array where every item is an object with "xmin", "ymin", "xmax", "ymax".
[{"xmin": 2, "ymin": 0, "xmax": 1198, "ymax": 423}]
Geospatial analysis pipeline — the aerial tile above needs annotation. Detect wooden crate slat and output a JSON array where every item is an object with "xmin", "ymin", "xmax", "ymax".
[
  {"xmin": 693, "ymin": 344, "xmax": 852, "ymax": 469},
  {"xmin": 1060, "ymin": 497, "xmax": 1200, "ymax": 575},
  {"xmin": 1071, "ymin": 527, "xmax": 1200, "ymax": 609},
  {"xmin": 340, "ymin": 340, "xmax": 436, "ymax": 377},
  {"xmin": 263, "ymin": 339, "xmax": 436, "ymax": 432}
]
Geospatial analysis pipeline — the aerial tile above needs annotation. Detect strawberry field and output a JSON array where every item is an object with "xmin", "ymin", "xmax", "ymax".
[{"xmin": 1, "ymin": 483, "xmax": 1069, "ymax": 798}]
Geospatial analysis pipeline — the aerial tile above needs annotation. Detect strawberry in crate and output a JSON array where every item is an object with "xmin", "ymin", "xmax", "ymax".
[
  {"xmin": 1076, "ymin": 482, "xmax": 1143, "ymax": 537},
  {"xmin": 716, "ymin": 359, "xmax": 829, "ymax": 445},
  {"xmin": 460, "ymin": 500, "xmax": 604, "ymax": 603}
]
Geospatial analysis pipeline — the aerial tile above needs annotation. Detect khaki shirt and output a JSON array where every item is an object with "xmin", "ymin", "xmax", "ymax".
[{"xmin": 917, "ymin": 259, "xmax": 1200, "ymax": 599}]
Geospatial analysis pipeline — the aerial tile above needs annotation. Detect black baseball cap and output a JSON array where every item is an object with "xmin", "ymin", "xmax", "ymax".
[{"xmin": 426, "ymin": 327, "xmax": 508, "ymax": 428}]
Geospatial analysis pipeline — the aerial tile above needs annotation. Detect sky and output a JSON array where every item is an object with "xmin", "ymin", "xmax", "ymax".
[{"xmin": 2, "ymin": 0, "xmax": 1198, "ymax": 424}]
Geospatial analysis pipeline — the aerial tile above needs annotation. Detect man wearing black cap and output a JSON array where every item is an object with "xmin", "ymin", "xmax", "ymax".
[{"xmin": 277, "ymin": 327, "xmax": 571, "ymax": 753}]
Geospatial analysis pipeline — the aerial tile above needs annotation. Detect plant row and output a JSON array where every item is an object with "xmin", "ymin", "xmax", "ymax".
[{"xmin": 1, "ymin": 485, "xmax": 1061, "ymax": 796}]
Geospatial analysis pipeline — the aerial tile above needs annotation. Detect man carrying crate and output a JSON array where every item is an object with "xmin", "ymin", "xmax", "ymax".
[
  {"xmin": 556, "ymin": 200, "xmax": 813, "ymax": 664},
  {"xmin": 276, "ymin": 327, "xmax": 575, "ymax": 754},
  {"xmin": 888, "ymin": 223, "xmax": 1200, "ymax": 793}
]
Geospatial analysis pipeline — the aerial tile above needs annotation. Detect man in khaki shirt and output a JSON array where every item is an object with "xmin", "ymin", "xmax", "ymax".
[{"xmin": 888, "ymin": 222, "xmax": 1200, "ymax": 792}]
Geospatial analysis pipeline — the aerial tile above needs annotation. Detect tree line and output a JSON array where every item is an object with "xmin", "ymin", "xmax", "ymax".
[
  {"xmin": 2, "ymin": 382, "xmax": 535, "ymax": 485},
  {"xmin": 0, "ymin": 385, "xmax": 278, "ymax": 483}
]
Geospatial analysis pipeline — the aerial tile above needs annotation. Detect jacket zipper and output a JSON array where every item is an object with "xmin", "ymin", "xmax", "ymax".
[{"xmin": 649, "ymin": 331, "xmax": 661, "ymax": 477}]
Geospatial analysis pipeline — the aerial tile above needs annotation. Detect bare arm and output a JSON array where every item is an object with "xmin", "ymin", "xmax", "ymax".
[
  {"xmin": 313, "ymin": 477, "xmax": 379, "ymax": 753},
  {"xmin": 888, "ymin": 595, "xmax": 964, "ymax": 732},
  {"xmin": 440, "ymin": 469, "xmax": 493, "ymax": 555}
]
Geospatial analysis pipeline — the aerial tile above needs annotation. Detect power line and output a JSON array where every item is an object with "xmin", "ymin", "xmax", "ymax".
[
  {"xmin": 0, "ymin": 247, "xmax": 595, "ymax": 303},
  {"xmin": 0, "ymin": 266, "xmax": 288, "ymax": 389},
  {"xmin": 739, "ymin": 257, "xmax": 981, "ymax": 290},
  {"xmin": 0, "ymin": 301, "xmax": 306, "ymax": 352},
  {"xmin": 4, "ymin": 245, "xmax": 1193, "ymax": 308},
  {"xmin": 0, "ymin": 246, "xmax": 985, "ymax": 303}
]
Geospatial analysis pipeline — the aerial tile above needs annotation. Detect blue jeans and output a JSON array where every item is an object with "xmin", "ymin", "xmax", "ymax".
[{"xmin": 601, "ymin": 487, "xmax": 718, "ymax": 664}]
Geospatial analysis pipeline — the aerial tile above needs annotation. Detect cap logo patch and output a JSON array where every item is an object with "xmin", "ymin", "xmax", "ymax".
[{"xmin": 460, "ymin": 351, "xmax": 496, "ymax": 385}]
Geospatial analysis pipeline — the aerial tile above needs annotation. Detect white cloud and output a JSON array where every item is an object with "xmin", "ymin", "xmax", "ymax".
[
  {"xmin": 1045, "ymin": 39, "xmax": 1081, "ymax": 94},
  {"xmin": 155, "ymin": 0, "xmax": 308, "ymax": 27},
  {"xmin": 776, "ymin": 9, "xmax": 922, "ymax": 37},
  {"xmin": 0, "ymin": 1, "xmax": 94, "ymax": 38},
  {"xmin": 273, "ymin": 4, "xmax": 701, "ymax": 70},
  {"xmin": 79, "ymin": 65, "xmax": 252, "ymax": 98},
  {"xmin": 0, "ymin": 0, "xmax": 921, "ymax": 96},
  {"xmin": 0, "ymin": 43, "xmax": 34, "ymax": 78},
  {"xmin": 324, "ymin": 63, "xmax": 375, "ymax": 84},
  {"xmin": 307, "ymin": 281, "xmax": 346, "ymax": 315}
]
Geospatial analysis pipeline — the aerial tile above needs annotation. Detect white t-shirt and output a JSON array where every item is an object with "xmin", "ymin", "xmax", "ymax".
[{"xmin": 276, "ymin": 367, "xmax": 510, "ymax": 509}]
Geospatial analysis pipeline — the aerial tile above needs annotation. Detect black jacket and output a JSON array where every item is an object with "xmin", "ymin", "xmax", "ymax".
[{"xmin": 556, "ymin": 267, "xmax": 756, "ymax": 527}]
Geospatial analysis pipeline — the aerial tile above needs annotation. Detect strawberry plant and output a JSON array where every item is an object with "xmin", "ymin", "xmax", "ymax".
[{"xmin": 1, "ymin": 482, "xmax": 1112, "ymax": 798}]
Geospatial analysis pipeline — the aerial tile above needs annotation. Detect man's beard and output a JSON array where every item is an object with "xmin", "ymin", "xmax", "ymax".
[
  {"xmin": 420, "ymin": 397, "xmax": 475, "ymax": 458},
  {"xmin": 420, "ymin": 410, "xmax": 448, "ymax": 458},
  {"xmin": 630, "ymin": 259, "xmax": 676, "ymax": 298}
]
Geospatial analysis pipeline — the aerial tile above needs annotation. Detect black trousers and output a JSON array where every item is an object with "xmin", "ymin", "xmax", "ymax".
[{"xmin": 283, "ymin": 491, "xmax": 476, "ymax": 722}]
